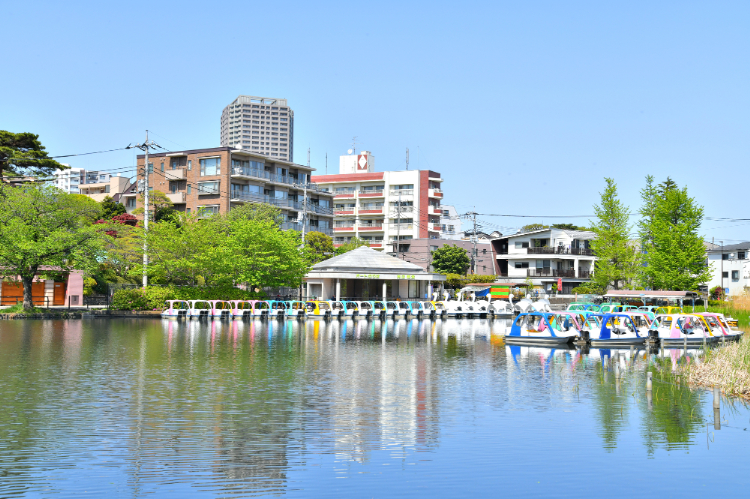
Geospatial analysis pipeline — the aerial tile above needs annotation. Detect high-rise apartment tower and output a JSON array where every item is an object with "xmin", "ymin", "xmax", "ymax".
[{"xmin": 220, "ymin": 95, "xmax": 294, "ymax": 162}]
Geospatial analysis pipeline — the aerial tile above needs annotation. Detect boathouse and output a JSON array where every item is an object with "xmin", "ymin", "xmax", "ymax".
[{"xmin": 304, "ymin": 246, "xmax": 447, "ymax": 301}]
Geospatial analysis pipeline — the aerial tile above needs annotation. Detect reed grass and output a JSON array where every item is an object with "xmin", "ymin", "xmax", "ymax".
[{"xmin": 686, "ymin": 336, "xmax": 750, "ymax": 398}]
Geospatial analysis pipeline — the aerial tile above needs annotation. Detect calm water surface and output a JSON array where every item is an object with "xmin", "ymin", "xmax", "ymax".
[{"xmin": 0, "ymin": 318, "xmax": 748, "ymax": 498}]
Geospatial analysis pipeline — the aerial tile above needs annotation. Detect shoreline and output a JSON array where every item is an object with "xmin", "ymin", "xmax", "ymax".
[{"xmin": 0, "ymin": 310, "xmax": 163, "ymax": 320}]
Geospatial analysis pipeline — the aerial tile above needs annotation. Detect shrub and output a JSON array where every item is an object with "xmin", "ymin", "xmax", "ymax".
[
  {"xmin": 110, "ymin": 285, "xmax": 265, "ymax": 310},
  {"xmin": 444, "ymin": 274, "xmax": 497, "ymax": 288}
]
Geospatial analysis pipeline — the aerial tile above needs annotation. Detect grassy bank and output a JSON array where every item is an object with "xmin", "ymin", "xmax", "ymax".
[
  {"xmin": 706, "ymin": 306, "xmax": 750, "ymax": 327},
  {"xmin": 687, "ymin": 336, "xmax": 750, "ymax": 398}
]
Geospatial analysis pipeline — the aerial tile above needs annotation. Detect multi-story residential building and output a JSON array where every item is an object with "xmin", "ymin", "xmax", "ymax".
[
  {"xmin": 438, "ymin": 205, "xmax": 462, "ymax": 240},
  {"xmin": 310, "ymin": 150, "xmax": 444, "ymax": 251},
  {"xmin": 398, "ymin": 238, "xmax": 499, "ymax": 274},
  {"xmin": 220, "ymin": 95, "xmax": 294, "ymax": 162},
  {"xmin": 705, "ymin": 242, "xmax": 750, "ymax": 295},
  {"xmin": 490, "ymin": 228, "xmax": 597, "ymax": 294},
  {"xmin": 128, "ymin": 147, "xmax": 333, "ymax": 234},
  {"xmin": 54, "ymin": 167, "xmax": 131, "ymax": 202}
]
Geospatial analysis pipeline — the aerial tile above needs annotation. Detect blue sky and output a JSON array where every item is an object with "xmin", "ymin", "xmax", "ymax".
[{"xmin": 3, "ymin": 1, "xmax": 748, "ymax": 242}]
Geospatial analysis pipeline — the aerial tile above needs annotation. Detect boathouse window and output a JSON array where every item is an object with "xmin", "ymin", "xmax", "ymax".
[
  {"xmin": 199, "ymin": 157, "xmax": 221, "ymax": 176},
  {"xmin": 515, "ymin": 262, "xmax": 529, "ymax": 269}
]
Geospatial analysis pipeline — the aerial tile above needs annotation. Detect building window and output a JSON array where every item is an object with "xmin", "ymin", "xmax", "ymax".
[
  {"xmin": 515, "ymin": 241, "xmax": 530, "ymax": 249},
  {"xmin": 147, "ymin": 162, "xmax": 153, "ymax": 173},
  {"xmin": 187, "ymin": 160, "xmax": 192, "ymax": 171},
  {"xmin": 160, "ymin": 162, "xmax": 164, "ymax": 172},
  {"xmin": 515, "ymin": 262, "xmax": 529, "ymax": 269},
  {"xmin": 739, "ymin": 251, "xmax": 746, "ymax": 260},
  {"xmin": 187, "ymin": 185, "xmax": 191, "ymax": 195},
  {"xmin": 126, "ymin": 198, "xmax": 136, "ymax": 208},
  {"xmin": 197, "ymin": 205, "xmax": 220, "ymax": 217},
  {"xmin": 732, "ymin": 270, "xmax": 740, "ymax": 280},
  {"xmin": 722, "ymin": 271, "xmax": 729, "ymax": 278},
  {"xmin": 722, "ymin": 253, "xmax": 729, "ymax": 260},
  {"xmin": 197, "ymin": 181, "xmax": 220, "ymax": 195},
  {"xmin": 199, "ymin": 157, "xmax": 221, "ymax": 176}
]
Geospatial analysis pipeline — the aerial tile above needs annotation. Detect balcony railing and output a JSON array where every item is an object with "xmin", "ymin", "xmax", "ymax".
[
  {"xmin": 280, "ymin": 221, "xmax": 332, "ymax": 236},
  {"xmin": 390, "ymin": 189, "xmax": 413, "ymax": 196},
  {"xmin": 526, "ymin": 246, "xmax": 594, "ymax": 256},
  {"xmin": 231, "ymin": 166, "xmax": 329, "ymax": 193},
  {"xmin": 527, "ymin": 269, "xmax": 576, "ymax": 278},
  {"xmin": 389, "ymin": 223, "xmax": 414, "ymax": 230},
  {"xmin": 359, "ymin": 189, "xmax": 384, "ymax": 196},
  {"xmin": 526, "ymin": 268, "xmax": 593, "ymax": 278}
]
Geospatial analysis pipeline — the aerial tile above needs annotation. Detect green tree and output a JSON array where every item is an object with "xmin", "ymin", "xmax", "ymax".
[
  {"xmin": 305, "ymin": 231, "xmax": 334, "ymax": 264},
  {"xmin": 0, "ymin": 131, "xmax": 66, "ymax": 181},
  {"xmin": 226, "ymin": 203, "xmax": 284, "ymax": 225},
  {"xmin": 100, "ymin": 195, "xmax": 126, "ymax": 219},
  {"xmin": 657, "ymin": 177, "xmax": 678, "ymax": 197},
  {"xmin": 335, "ymin": 237, "xmax": 370, "ymax": 255},
  {"xmin": 589, "ymin": 178, "xmax": 640, "ymax": 291},
  {"xmin": 431, "ymin": 244, "xmax": 471, "ymax": 275},
  {"xmin": 0, "ymin": 184, "xmax": 105, "ymax": 309},
  {"xmin": 521, "ymin": 223, "xmax": 547, "ymax": 232},
  {"xmin": 641, "ymin": 182, "xmax": 711, "ymax": 290},
  {"xmin": 224, "ymin": 216, "xmax": 309, "ymax": 289},
  {"xmin": 637, "ymin": 175, "xmax": 659, "ymax": 289},
  {"xmin": 133, "ymin": 190, "xmax": 177, "ymax": 222}
]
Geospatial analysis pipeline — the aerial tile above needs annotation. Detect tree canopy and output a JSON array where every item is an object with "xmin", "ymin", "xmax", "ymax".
[
  {"xmin": 431, "ymin": 244, "xmax": 471, "ymax": 275},
  {"xmin": 639, "ymin": 177, "xmax": 710, "ymax": 290},
  {"xmin": 0, "ymin": 131, "xmax": 66, "ymax": 180},
  {"xmin": 305, "ymin": 231, "xmax": 334, "ymax": 264},
  {"xmin": 335, "ymin": 237, "xmax": 370, "ymax": 255},
  {"xmin": 0, "ymin": 184, "xmax": 106, "ymax": 308},
  {"xmin": 100, "ymin": 196, "xmax": 126, "ymax": 219},
  {"xmin": 589, "ymin": 178, "xmax": 640, "ymax": 292}
]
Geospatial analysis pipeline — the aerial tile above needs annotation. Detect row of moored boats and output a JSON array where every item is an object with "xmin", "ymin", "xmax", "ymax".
[
  {"xmin": 161, "ymin": 299, "xmax": 515, "ymax": 320},
  {"xmin": 506, "ymin": 302, "xmax": 742, "ymax": 347}
]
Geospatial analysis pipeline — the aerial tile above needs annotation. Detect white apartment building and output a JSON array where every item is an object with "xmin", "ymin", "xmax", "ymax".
[
  {"xmin": 490, "ymin": 228, "xmax": 597, "ymax": 294},
  {"xmin": 706, "ymin": 242, "xmax": 750, "ymax": 295},
  {"xmin": 220, "ymin": 95, "xmax": 294, "ymax": 162},
  {"xmin": 311, "ymin": 151, "xmax": 444, "ymax": 251},
  {"xmin": 54, "ymin": 167, "xmax": 131, "ymax": 202},
  {"xmin": 438, "ymin": 205, "xmax": 463, "ymax": 240}
]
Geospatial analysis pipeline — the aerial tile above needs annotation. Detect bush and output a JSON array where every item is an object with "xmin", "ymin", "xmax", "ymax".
[
  {"xmin": 445, "ymin": 274, "xmax": 497, "ymax": 288},
  {"xmin": 110, "ymin": 285, "xmax": 265, "ymax": 310}
]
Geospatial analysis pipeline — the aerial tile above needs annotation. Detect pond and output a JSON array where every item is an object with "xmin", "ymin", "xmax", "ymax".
[{"xmin": 0, "ymin": 318, "xmax": 747, "ymax": 497}]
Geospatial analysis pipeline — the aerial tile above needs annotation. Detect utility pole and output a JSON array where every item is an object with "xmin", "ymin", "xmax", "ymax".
[
  {"xmin": 394, "ymin": 191, "xmax": 402, "ymax": 256},
  {"xmin": 720, "ymin": 240, "xmax": 724, "ymax": 298},
  {"xmin": 127, "ymin": 131, "xmax": 162, "ymax": 289},
  {"xmin": 467, "ymin": 211, "xmax": 478, "ymax": 274}
]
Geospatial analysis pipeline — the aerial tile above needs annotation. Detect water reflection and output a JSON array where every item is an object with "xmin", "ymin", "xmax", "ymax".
[{"xmin": 0, "ymin": 318, "xmax": 747, "ymax": 497}]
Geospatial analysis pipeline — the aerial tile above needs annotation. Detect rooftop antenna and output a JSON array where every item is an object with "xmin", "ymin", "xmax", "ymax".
[
  {"xmin": 351, "ymin": 136, "xmax": 357, "ymax": 155},
  {"xmin": 325, "ymin": 153, "xmax": 328, "ymax": 174},
  {"xmin": 307, "ymin": 147, "xmax": 310, "ymax": 167},
  {"xmin": 406, "ymin": 148, "xmax": 409, "ymax": 170}
]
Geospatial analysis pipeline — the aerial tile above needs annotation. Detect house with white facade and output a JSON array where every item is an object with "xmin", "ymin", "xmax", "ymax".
[
  {"xmin": 706, "ymin": 242, "xmax": 750, "ymax": 295},
  {"xmin": 490, "ymin": 228, "xmax": 597, "ymax": 294},
  {"xmin": 438, "ymin": 205, "xmax": 462, "ymax": 240}
]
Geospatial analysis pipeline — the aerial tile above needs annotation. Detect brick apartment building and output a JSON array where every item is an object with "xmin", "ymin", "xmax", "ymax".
[{"xmin": 129, "ymin": 147, "xmax": 333, "ymax": 234}]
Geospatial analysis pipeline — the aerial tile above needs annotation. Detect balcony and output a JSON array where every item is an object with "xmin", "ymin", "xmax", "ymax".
[
  {"xmin": 527, "ymin": 269, "xmax": 576, "ymax": 278},
  {"xmin": 390, "ymin": 189, "xmax": 413, "ymax": 196},
  {"xmin": 359, "ymin": 208, "xmax": 384, "ymax": 215},
  {"xmin": 389, "ymin": 223, "xmax": 414, "ymax": 230},
  {"xmin": 358, "ymin": 224, "xmax": 384, "ymax": 232},
  {"xmin": 334, "ymin": 225, "xmax": 356, "ymax": 232},
  {"xmin": 280, "ymin": 222, "xmax": 333, "ymax": 236},
  {"xmin": 167, "ymin": 192, "xmax": 186, "ymax": 204},
  {"xmin": 428, "ymin": 205, "xmax": 440, "ymax": 215},
  {"xmin": 164, "ymin": 168, "xmax": 187, "ymax": 181},
  {"xmin": 333, "ymin": 189, "xmax": 356, "ymax": 198},
  {"xmin": 428, "ymin": 188, "xmax": 443, "ymax": 199},
  {"xmin": 309, "ymin": 204, "xmax": 334, "ymax": 216},
  {"xmin": 334, "ymin": 209, "xmax": 355, "ymax": 216},
  {"xmin": 526, "ymin": 247, "xmax": 595, "ymax": 256},
  {"xmin": 428, "ymin": 222, "xmax": 440, "ymax": 232},
  {"xmin": 359, "ymin": 189, "xmax": 385, "ymax": 198},
  {"xmin": 232, "ymin": 166, "xmax": 272, "ymax": 181},
  {"xmin": 578, "ymin": 270, "xmax": 592, "ymax": 279}
]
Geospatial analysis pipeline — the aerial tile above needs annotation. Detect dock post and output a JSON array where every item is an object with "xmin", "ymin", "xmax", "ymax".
[
  {"xmin": 714, "ymin": 386, "xmax": 721, "ymax": 430},
  {"xmin": 630, "ymin": 346, "xmax": 634, "ymax": 367},
  {"xmin": 646, "ymin": 372, "xmax": 652, "ymax": 391},
  {"xmin": 713, "ymin": 385, "xmax": 720, "ymax": 409}
]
